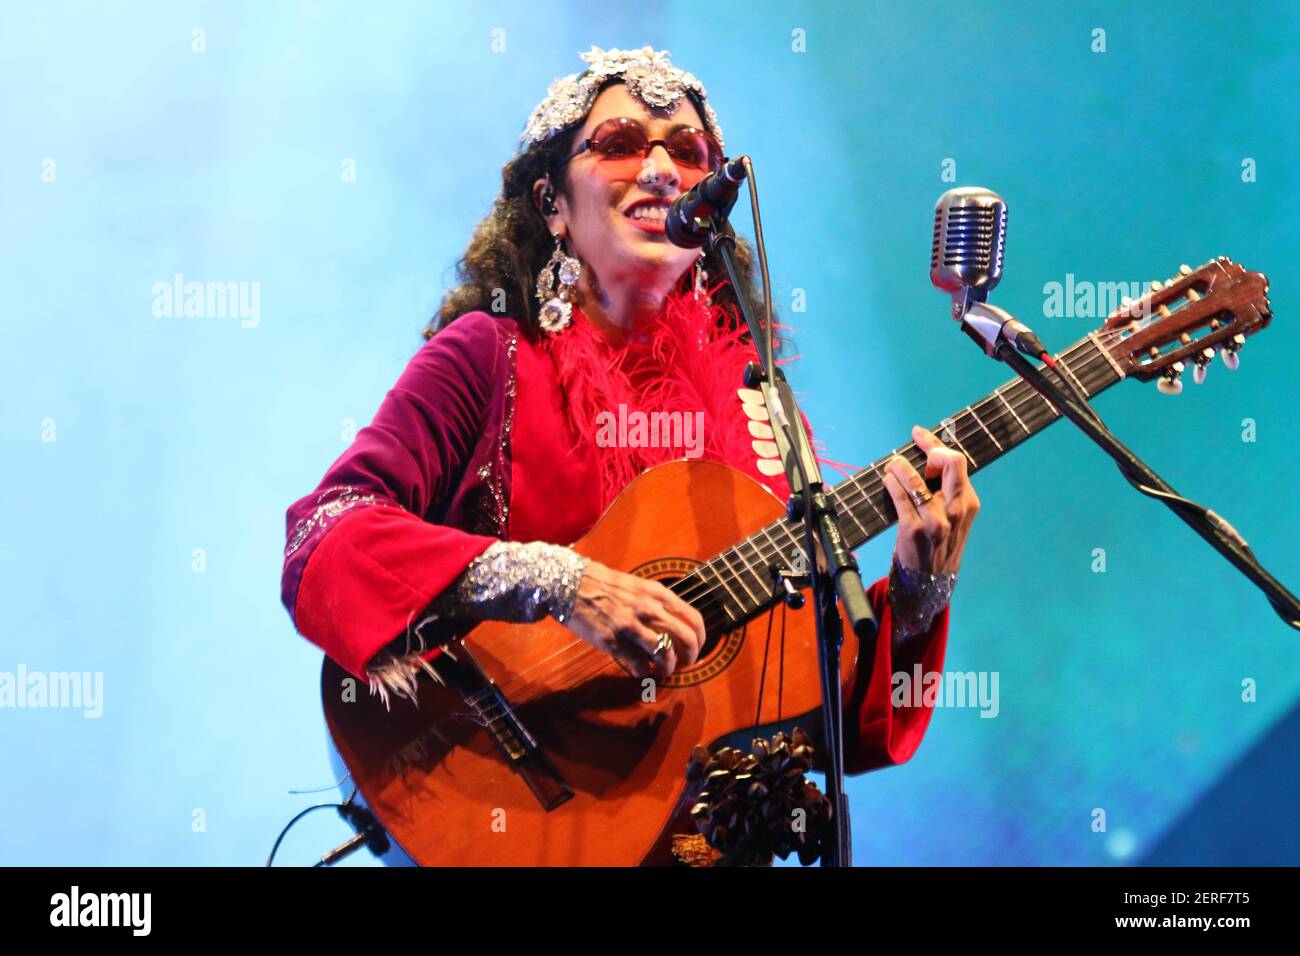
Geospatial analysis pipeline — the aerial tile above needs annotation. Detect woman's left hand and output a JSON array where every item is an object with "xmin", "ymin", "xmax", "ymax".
[{"xmin": 881, "ymin": 424, "xmax": 980, "ymax": 575}]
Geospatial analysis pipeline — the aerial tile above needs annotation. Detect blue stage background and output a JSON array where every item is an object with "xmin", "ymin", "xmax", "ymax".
[{"xmin": 3, "ymin": 0, "xmax": 1297, "ymax": 866}]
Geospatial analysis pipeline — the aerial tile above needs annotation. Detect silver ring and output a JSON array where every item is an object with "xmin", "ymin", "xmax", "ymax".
[{"xmin": 652, "ymin": 632, "xmax": 672, "ymax": 657}]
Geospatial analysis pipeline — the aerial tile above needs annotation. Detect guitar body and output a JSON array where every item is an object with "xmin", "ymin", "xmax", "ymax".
[{"xmin": 321, "ymin": 459, "xmax": 861, "ymax": 866}]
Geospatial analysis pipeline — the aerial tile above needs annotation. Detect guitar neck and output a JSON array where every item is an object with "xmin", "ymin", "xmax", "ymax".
[
  {"xmin": 831, "ymin": 330, "xmax": 1126, "ymax": 549},
  {"xmin": 684, "ymin": 331, "xmax": 1126, "ymax": 627}
]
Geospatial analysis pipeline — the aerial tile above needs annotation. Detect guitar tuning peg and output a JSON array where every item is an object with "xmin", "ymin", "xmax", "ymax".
[
  {"xmin": 1221, "ymin": 333, "xmax": 1246, "ymax": 370},
  {"xmin": 1150, "ymin": 280, "xmax": 1165, "ymax": 293},
  {"xmin": 1193, "ymin": 347, "xmax": 1214, "ymax": 384},
  {"xmin": 1179, "ymin": 264, "xmax": 1193, "ymax": 276},
  {"xmin": 1157, "ymin": 361, "xmax": 1185, "ymax": 394}
]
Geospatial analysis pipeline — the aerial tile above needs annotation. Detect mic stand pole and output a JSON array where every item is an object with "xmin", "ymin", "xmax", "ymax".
[
  {"xmin": 706, "ymin": 214, "xmax": 879, "ymax": 867},
  {"xmin": 961, "ymin": 303, "xmax": 1300, "ymax": 628}
]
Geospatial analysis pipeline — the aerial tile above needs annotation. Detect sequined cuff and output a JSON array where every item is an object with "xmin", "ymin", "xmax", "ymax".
[
  {"xmin": 888, "ymin": 553, "xmax": 957, "ymax": 645},
  {"xmin": 426, "ymin": 540, "xmax": 590, "ymax": 624},
  {"xmin": 363, "ymin": 541, "xmax": 590, "ymax": 710}
]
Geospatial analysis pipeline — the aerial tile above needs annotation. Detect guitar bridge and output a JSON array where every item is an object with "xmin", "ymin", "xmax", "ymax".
[{"xmin": 433, "ymin": 642, "xmax": 574, "ymax": 812}]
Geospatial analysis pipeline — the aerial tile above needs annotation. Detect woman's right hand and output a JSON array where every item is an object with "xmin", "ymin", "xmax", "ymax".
[{"xmin": 562, "ymin": 559, "xmax": 707, "ymax": 679}]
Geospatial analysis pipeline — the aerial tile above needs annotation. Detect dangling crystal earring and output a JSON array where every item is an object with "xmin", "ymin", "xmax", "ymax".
[
  {"xmin": 692, "ymin": 251, "xmax": 709, "ymax": 303},
  {"xmin": 535, "ymin": 234, "xmax": 581, "ymax": 333}
]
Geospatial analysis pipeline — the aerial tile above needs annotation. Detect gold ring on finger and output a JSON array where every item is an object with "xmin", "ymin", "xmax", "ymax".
[
  {"xmin": 652, "ymin": 632, "xmax": 673, "ymax": 658},
  {"xmin": 908, "ymin": 488, "xmax": 933, "ymax": 509}
]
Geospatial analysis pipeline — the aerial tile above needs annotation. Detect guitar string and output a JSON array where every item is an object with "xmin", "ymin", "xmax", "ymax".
[{"xmin": 481, "ymin": 331, "xmax": 1132, "ymax": 702}]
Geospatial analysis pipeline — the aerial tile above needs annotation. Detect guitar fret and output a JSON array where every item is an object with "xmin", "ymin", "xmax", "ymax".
[
  {"xmin": 756, "ymin": 525, "xmax": 781, "ymax": 567},
  {"xmin": 716, "ymin": 547, "xmax": 761, "ymax": 612},
  {"xmin": 1010, "ymin": 374, "xmax": 1057, "ymax": 426},
  {"xmin": 731, "ymin": 541, "xmax": 768, "ymax": 605},
  {"xmin": 943, "ymin": 425, "xmax": 978, "ymax": 470},
  {"xmin": 967, "ymin": 403, "xmax": 1004, "ymax": 452},
  {"xmin": 768, "ymin": 525, "xmax": 798, "ymax": 565},
  {"xmin": 700, "ymin": 562, "xmax": 742, "ymax": 619},
  {"xmin": 995, "ymin": 386, "xmax": 1031, "ymax": 435},
  {"xmin": 864, "ymin": 468, "xmax": 890, "ymax": 523},
  {"xmin": 1036, "ymin": 385, "xmax": 1065, "ymax": 426},
  {"xmin": 698, "ymin": 596, "xmax": 733, "ymax": 635},
  {"xmin": 1033, "ymin": 385, "xmax": 1059, "ymax": 416},
  {"xmin": 841, "ymin": 500, "xmax": 869, "ymax": 541},
  {"xmin": 1059, "ymin": 360, "xmax": 1090, "ymax": 398},
  {"xmin": 1088, "ymin": 331, "xmax": 1127, "ymax": 381}
]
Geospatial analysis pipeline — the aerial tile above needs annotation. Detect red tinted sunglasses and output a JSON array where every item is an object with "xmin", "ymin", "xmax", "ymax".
[{"xmin": 558, "ymin": 117, "xmax": 724, "ymax": 184}]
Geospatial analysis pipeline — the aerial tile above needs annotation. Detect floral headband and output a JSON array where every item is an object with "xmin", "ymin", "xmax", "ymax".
[{"xmin": 519, "ymin": 45, "xmax": 726, "ymax": 152}]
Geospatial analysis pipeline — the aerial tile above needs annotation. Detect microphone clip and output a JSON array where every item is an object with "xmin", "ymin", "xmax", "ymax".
[{"xmin": 955, "ymin": 298, "xmax": 1048, "ymax": 363}]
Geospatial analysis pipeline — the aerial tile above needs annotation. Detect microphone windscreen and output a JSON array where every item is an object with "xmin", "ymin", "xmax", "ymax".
[{"xmin": 930, "ymin": 187, "xmax": 1007, "ymax": 301}]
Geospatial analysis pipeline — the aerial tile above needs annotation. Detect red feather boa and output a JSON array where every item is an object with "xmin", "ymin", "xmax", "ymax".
[{"xmin": 542, "ymin": 286, "xmax": 821, "ymax": 511}]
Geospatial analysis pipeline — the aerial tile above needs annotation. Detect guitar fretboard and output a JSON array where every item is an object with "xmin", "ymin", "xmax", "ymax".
[{"xmin": 670, "ymin": 332, "xmax": 1125, "ymax": 631}]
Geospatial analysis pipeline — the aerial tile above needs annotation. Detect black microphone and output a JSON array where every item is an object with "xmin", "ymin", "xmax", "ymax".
[
  {"xmin": 665, "ymin": 156, "xmax": 749, "ymax": 248},
  {"xmin": 930, "ymin": 186, "xmax": 1047, "ymax": 360}
]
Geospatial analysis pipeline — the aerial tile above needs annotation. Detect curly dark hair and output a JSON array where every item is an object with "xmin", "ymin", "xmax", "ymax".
[{"xmin": 425, "ymin": 77, "xmax": 770, "ymax": 344}]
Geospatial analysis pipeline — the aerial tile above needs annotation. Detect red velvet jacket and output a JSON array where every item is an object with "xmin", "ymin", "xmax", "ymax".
[{"xmin": 281, "ymin": 303, "xmax": 950, "ymax": 776}]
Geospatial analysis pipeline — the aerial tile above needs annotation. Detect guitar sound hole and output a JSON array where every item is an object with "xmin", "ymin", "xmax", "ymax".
[{"xmin": 656, "ymin": 575, "xmax": 726, "ymax": 663}]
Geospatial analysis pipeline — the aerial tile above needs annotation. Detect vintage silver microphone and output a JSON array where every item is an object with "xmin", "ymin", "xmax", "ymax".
[
  {"xmin": 930, "ymin": 186, "xmax": 1007, "ymax": 316},
  {"xmin": 930, "ymin": 186, "xmax": 1046, "ymax": 360}
]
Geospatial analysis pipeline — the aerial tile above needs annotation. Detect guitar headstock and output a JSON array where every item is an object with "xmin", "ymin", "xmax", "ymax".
[{"xmin": 1100, "ymin": 257, "xmax": 1271, "ymax": 393}]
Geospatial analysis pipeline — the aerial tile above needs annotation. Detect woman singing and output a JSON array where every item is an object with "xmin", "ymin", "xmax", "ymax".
[{"xmin": 280, "ymin": 46, "xmax": 979, "ymax": 863}]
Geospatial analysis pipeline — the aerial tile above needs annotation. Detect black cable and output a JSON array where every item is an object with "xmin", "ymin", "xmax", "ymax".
[
  {"xmin": 1047, "ymin": 359, "xmax": 1107, "ymax": 431},
  {"xmin": 266, "ymin": 803, "xmax": 346, "ymax": 867},
  {"xmin": 266, "ymin": 786, "xmax": 362, "ymax": 867},
  {"xmin": 741, "ymin": 157, "xmax": 776, "ymax": 386},
  {"xmin": 1114, "ymin": 468, "xmax": 1296, "ymax": 627},
  {"xmin": 1031, "ymin": 351, "xmax": 1246, "ymax": 556},
  {"xmin": 1045, "ymin": 380, "xmax": 1256, "ymax": 553},
  {"xmin": 1022, "ymin": 361, "xmax": 1300, "ymax": 631}
]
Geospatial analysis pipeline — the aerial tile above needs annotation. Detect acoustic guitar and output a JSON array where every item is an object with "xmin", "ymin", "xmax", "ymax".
[{"xmin": 321, "ymin": 257, "xmax": 1271, "ymax": 865}]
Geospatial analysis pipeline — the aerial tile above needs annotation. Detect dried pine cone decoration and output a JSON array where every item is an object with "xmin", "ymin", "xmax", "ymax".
[{"xmin": 684, "ymin": 727, "xmax": 832, "ymax": 867}]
